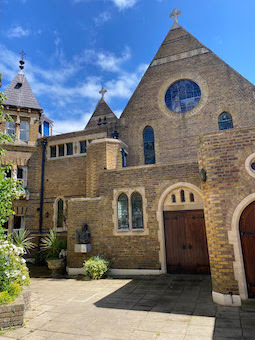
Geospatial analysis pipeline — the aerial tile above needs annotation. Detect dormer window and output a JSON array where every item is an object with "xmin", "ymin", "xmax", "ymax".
[{"xmin": 15, "ymin": 83, "xmax": 22, "ymax": 89}]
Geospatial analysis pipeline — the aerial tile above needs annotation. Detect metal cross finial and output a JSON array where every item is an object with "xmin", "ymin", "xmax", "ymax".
[
  {"xmin": 170, "ymin": 8, "xmax": 182, "ymax": 23},
  {"xmin": 19, "ymin": 50, "xmax": 26, "ymax": 70},
  {"xmin": 19, "ymin": 50, "xmax": 26, "ymax": 61},
  {"xmin": 99, "ymin": 87, "xmax": 107, "ymax": 100}
]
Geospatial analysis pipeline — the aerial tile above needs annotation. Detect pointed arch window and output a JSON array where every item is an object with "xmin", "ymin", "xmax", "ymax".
[
  {"xmin": 218, "ymin": 112, "xmax": 233, "ymax": 130},
  {"xmin": 143, "ymin": 126, "xmax": 155, "ymax": 165},
  {"xmin": 131, "ymin": 192, "xmax": 143, "ymax": 229},
  {"xmin": 117, "ymin": 194, "xmax": 129, "ymax": 230},
  {"xmin": 57, "ymin": 198, "xmax": 64, "ymax": 228}
]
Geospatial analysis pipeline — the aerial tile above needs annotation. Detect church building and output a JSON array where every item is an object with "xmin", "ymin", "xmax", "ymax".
[{"xmin": 1, "ymin": 9, "xmax": 255, "ymax": 307}]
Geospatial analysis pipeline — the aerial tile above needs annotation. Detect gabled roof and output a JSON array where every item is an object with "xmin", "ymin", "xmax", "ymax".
[
  {"xmin": 85, "ymin": 97, "xmax": 118, "ymax": 130},
  {"xmin": 3, "ymin": 70, "xmax": 41, "ymax": 111}
]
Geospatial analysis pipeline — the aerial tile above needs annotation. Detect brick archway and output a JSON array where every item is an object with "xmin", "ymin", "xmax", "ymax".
[
  {"xmin": 157, "ymin": 182, "xmax": 203, "ymax": 274},
  {"xmin": 229, "ymin": 194, "xmax": 255, "ymax": 300}
]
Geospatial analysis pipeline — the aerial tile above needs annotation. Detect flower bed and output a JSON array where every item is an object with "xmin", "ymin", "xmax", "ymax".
[
  {"xmin": 0, "ymin": 239, "xmax": 31, "ymax": 328},
  {"xmin": 0, "ymin": 287, "xmax": 31, "ymax": 329}
]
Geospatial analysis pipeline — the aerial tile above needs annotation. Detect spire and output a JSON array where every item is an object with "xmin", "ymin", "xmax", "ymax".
[
  {"xmin": 19, "ymin": 50, "xmax": 26, "ymax": 70},
  {"xmin": 170, "ymin": 8, "xmax": 182, "ymax": 30},
  {"xmin": 3, "ymin": 53, "xmax": 42, "ymax": 111},
  {"xmin": 85, "ymin": 88, "xmax": 118, "ymax": 130}
]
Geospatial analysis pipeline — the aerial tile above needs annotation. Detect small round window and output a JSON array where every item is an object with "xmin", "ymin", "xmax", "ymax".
[{"xmin": 165, "ymin": 79, "xmax": 201, "ymax": 113}]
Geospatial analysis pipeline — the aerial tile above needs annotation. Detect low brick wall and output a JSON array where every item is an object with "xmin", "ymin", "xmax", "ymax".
[{"xmin": 0, "ymin": 287, "xmax": 31, "ymax": 329}]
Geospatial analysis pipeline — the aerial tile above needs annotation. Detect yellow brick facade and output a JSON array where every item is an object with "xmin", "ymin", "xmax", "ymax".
[{"xmin": 2, "ymin": 21, "xmax": 255, "ymax": 306}]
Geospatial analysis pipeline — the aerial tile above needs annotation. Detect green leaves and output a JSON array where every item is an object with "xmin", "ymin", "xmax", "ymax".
[
  {"xmin": 12, "ymin": 229, "xmax": 35, "ymax": 254},
  {"xmin": 40, "ymin": 229, "xmax": 67, "ymax": 259}
]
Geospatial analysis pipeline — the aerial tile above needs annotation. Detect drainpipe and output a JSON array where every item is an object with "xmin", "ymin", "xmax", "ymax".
[{"xmin": 39, "ymin": 139, "xmax": 47, "ymax": 234}]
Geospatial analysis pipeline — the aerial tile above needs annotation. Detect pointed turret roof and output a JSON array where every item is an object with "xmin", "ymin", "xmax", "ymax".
[
  {"xmin": 3, "ymin": 70, "xmax": 42, "ymax": 111},
  {"xmin": 85, "ymin": 89, "xmax": 118, "ymax": 130}
]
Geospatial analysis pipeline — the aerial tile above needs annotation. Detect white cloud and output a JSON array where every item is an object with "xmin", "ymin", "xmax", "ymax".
[
  {"xmin": 97, "ymin": 47, "xmax": 131, "ymax": 72},
  {"xmin": 7, "ymin": 26, "xmax": 30, "ymax": 38},
  {"xmin": 94, "ymin": 11, "xmax": 111, "ymax": 26},
  {"xmin": 0, "ymin": 42, "xmax": 148, "ymax": 132},
  {"xmin": 72, "ymin": 0, "xmax": 138, "ymax": 10},
  {"xmin": 111, "ymin": 0, "xmax": 137, "ymax": 10},
  {"xmin": 52, "ymin": 111, "xmax": 92, "ymax": 134}
]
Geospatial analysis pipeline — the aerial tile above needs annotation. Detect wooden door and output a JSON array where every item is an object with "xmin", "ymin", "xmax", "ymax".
[
  {"xmin": 164, "ymin": 210, "xmax": 210, "ymax": 274},
  {"xmin": 240, "ymin": 201, "xmax": 255, "ymax": 298}
]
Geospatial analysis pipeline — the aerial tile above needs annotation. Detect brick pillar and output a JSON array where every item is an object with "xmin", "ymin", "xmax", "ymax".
[{"xmin": 85, "ymin": 138, "xmax": 126, "ymax": 197}]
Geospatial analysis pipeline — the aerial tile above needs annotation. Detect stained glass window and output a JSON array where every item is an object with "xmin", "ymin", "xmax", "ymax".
[
  {"xmin": 218, "ymin": 112, "xmax": 233, "ymax": 130},
  {"xmin": 117, "ymin": 194, "xmax": 129, "ymax": 230},
  {"xmin": 143, "ymin": 126, "xmax": 155, "ymax": 165},
  {"xmin": 131, "ymin": 192, "xmax": 143, "ymax": 229},
  {"xmin": 165, "ymin": 80, "xmax": 201, "ymax": 113}
]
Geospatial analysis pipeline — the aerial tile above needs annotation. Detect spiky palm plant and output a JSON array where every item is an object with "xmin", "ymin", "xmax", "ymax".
[{"xmin": 12, "ymin": 229, "xmax": 35, "ymax": 254}]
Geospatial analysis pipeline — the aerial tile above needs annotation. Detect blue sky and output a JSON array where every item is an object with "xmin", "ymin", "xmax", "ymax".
[{"xmin": 0, "ymin": 0, "xmax": 255, "ymax": 134}]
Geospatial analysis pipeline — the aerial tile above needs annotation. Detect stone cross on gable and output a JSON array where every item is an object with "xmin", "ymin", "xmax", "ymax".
[
  {"xmin": 99, "ymin": 87, "xmax": 107, "ymax": 100},
  {"xmin": 170, "ymin": 8, "xmax": 182, "ymax": 23}
]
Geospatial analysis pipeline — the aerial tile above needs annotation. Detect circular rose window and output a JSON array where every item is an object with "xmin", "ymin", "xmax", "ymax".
[{"xmin": 165, "ymin": 79, "xmax": 201, "ymax": 113}]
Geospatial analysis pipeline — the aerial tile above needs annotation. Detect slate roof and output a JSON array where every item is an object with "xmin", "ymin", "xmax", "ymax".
[
  {"xmin": 3, "ymin": 70, "xmax": 42, "ymax": 110},
  {"xmin": 85, "ymin": 98, "xmax": 118, "ymax": 130}
]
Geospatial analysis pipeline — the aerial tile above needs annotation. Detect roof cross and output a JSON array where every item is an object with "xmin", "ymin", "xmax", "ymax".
[
  {"xmin": 19, "ymin": 50, "xmax": 26, "ymax": 70},
  {"xmin": 170, "ymin": 8, "xmax": 182, "ymax": 23},
  {"xmin": 99, "ymin": 87, "xmax": 107, "ymax": 100},
  {"xmin": 19, "ymin": 50, "xmax": 26, "ymax": 61}
]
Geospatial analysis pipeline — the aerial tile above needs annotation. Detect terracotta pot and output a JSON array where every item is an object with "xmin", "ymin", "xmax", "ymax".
[{"xmin": 46, "ymin": 258, "xmax": 65, "ymax": 277}]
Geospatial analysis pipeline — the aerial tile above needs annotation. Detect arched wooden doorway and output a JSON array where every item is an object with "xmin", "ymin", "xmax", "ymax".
[
  {"xmin": 163, "ymin": 186, "xmax": 210, "ymax": 274},
  {"xmin": 240, "ymin": 201, "xmax": 255, "ymax": 298}
]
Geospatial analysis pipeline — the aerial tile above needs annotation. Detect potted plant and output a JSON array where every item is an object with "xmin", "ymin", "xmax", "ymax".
[{"xmin": 40, "ymin": 230, "xmax": 67, "ymax": 277}]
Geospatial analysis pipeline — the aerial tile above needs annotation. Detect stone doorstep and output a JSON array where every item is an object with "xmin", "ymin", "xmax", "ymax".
[{"xmin": 0, "ymin": 287, "xmax": 31, "ymax": 329}]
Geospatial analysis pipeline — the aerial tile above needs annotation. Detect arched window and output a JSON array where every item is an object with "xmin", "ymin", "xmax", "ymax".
[
  {"xmin": 180, "ymin": 190, "xmax": 185, "ymax": 203},
  {"xmin": 20, "ymin": 121, "xmax": 30, "ymax": 142},
  {"xmin": 218, "ymin": 112, "xmax": 233, "ymax": 131},
  {"xmin": 6, "ymin": 121, "xmax": 15, "ymax": 138},
  {"xmin": 131, "ymin": 192, "xmax": 143, "ymax": 229},
  {"xmin": 143, "ymin": 126, "xmax": 155, "ymax": 165},
  {"xmin": 190, "ymin": 193, "xmax": 195, "ymax": 202},
  {"xmin": 117, "ymin": 194, "xmax": 129, "ymax": 230},
  {"xmin": 57, "ymin": 199, "xmax": 64, "ymax": 228},
  {"xmin": 172, "ymin": 194, "xmax": 176, "ymax": 203}
]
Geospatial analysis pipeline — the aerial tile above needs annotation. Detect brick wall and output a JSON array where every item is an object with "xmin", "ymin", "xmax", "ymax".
[
  {"xmin": 119, "ymin": 26, "xmax": 255, "ymax": 167},
  {"xmin": 198, "ymin": 126, "xmax": 255, "ymax": 295}
]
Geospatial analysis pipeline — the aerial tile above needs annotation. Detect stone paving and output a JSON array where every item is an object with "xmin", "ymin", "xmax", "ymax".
[{"xmin": 1, "ymin": 274, "xmax": 255, "ymax": 340}]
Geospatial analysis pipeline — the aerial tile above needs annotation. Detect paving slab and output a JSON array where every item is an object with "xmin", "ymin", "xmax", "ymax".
[{"xmin": 1, "ymin": 273, "xmax": 255, "ymax": 339}]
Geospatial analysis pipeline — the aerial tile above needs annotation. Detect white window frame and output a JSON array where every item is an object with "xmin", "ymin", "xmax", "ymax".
[{"xmin": 19, "ymin": 120, "xmax": 30, "ymax": 142}]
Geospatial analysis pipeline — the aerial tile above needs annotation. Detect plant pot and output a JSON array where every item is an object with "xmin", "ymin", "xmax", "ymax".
[{"xmin": 46, "ymin": 258, "xmax": 65, "ymax": 277}]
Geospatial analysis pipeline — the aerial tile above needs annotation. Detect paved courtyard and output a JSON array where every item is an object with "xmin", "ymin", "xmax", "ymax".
[{"xmin": 1, "ymin": 274, "xmax": 255, "ymax": 340}]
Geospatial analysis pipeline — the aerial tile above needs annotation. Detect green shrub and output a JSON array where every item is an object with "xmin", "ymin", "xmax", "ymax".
[
  {"xmin": 0, "ymin": 283, "xmax": 21, "ymax": 305},
  {"xmin": 83, "ymin": 255, "xmax": 110, "ymax": 280}
]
